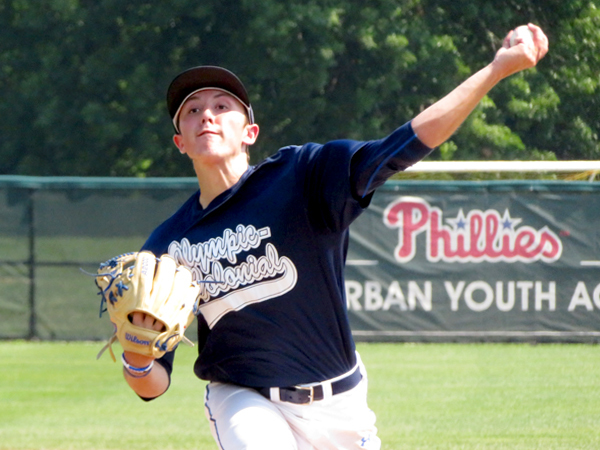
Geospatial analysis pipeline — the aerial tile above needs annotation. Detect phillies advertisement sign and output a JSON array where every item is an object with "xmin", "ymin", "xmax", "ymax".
[
  {"xmin": 383, "ymin": 197, "xmax": 562, "ymax": 264},
  {"xmin": 345, "ymin": 181, "xmax": 600, "ymax": 341}
]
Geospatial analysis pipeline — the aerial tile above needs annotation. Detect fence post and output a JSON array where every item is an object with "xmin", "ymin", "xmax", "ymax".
[{"xmin": 27, "ymin": 188, "xmax": 36, "ymax": 339}]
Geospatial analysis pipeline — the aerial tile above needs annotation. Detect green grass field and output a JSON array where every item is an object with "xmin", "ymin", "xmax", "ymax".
[{"xmin": 1, "ymin": 341, "xmax": 599, "ymax": 449}]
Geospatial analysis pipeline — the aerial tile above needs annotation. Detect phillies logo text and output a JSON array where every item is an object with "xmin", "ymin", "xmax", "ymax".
[{"xmin": 383, "ymin": 197, "xmax": 562, "ymax": 263}]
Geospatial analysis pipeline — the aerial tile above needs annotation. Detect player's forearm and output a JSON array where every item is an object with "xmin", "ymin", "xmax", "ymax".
[
  {"xmin": 123, "ymin": 351, "xmax": 170, "ymax": 399},
  {"xmin": 412, "ymin": 24, "xmax": 549, "ymax": 149},
  {"xmin": 411, "ymin": 62, "xmax": 503, "ymax": 149}
]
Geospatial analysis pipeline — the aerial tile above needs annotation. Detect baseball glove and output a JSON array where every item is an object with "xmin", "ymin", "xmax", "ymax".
[{"xmin": 95, "ymin": 251, "xmax": 201, "ymax": 361}]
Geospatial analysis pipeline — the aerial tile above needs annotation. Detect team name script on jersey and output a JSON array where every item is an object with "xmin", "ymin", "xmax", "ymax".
[
  {"xmin": 384, "ymin": 197, "xmax": 562, "ymax": 264},
  {"xmin": 167, "ymin": 224, "xmax": 298, "ymax": 328}
]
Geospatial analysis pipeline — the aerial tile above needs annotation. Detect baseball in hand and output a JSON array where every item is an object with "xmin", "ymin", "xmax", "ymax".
[{"xmin": 509, "ymin": 25, "xmax": 534, "ymax": 47}]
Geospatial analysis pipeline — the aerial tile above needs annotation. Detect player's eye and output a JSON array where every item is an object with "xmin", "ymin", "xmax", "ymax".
[{"xmin": 216, "ymin": 103, "xmax": 229, "ymax": 111}]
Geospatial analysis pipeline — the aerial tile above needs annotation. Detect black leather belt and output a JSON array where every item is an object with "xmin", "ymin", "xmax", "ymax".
[{"xmin": 256, "ymin": 366, "xmax": 362, "ymax": 405}]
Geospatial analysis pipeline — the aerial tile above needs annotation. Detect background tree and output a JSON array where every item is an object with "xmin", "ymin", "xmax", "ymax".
[{"xmin": 0, "ymin": 0, "xmax": 598, "ymax": 177}]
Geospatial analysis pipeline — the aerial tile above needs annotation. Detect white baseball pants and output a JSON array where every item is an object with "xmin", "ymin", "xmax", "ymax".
[{"xmin": 203, "ymin": 355, "xmax": 381, "ymax": 450}]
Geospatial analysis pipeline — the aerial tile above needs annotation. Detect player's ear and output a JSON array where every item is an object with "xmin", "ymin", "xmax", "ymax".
[
  {"xmin": 242, "ymin": 123, "xmax": 259, "ymax": 147},
  {"xmin": 173, "ymin": 134, "xmax": 186, "ymax": 154}
]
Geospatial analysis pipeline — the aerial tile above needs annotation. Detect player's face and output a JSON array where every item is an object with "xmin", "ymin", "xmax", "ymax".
[{"xmin": 173, "ymin": 90, "xmax": 257, "ymax": 164}]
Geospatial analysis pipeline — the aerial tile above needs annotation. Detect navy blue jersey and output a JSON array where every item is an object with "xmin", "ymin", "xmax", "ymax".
[{"xmin": 142, "ymin": 121, "xmax": 431, "ymax": 388}]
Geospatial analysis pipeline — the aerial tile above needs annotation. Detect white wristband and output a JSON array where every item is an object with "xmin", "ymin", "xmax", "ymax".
[{"xmin": 121, "ymin": 353, "xmax": 154, "ymax": 378}]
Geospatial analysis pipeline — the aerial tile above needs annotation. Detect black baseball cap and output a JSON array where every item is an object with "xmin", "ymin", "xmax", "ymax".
[{"xmin": 166, "ymin": 66, "xmax": 254, "ymax": 133}]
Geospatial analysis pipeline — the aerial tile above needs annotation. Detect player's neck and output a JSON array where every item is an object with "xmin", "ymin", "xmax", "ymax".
[{"xmin": 193, "ymin": 154, "xmax": 249, "ymax": 208}]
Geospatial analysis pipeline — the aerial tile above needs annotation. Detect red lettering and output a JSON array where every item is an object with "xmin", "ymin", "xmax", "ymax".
[
  {"xmin": 485, "ymin": 214, "xmax": 502, "ymax": 258},
  {"xmin": 384, "ymin": 198, "xmax": 562, "ymax": 264},
  {"xmin": 384, "ymin": 199, "xmax": 429, "ymax": 262},
  {"xmin": 429, "ymin": 210, "xmax": 453, "ymax": 259}
]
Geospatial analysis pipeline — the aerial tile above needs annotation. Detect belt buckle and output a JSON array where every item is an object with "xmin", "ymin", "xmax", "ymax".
[{"xmin": 301, "ymin": 385, "xmax": 314, "ymax": 405}]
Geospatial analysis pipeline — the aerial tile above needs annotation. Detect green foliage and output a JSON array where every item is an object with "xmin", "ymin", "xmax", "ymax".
[{"xmin": 0, "ymin": 0, "xmax": 599, "ymax": 176}]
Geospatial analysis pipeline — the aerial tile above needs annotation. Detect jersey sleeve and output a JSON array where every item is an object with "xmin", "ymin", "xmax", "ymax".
[
  {"xmin": 299, "ymin": 120, "xmax": 432, "ymax": 232},
  {"xmin": 298, "ymin": 138, "xmax": 367, "ymax": 232},
  {"xmin": 350, "ymin": 120, "xmax": 432, "ymax": 199}
]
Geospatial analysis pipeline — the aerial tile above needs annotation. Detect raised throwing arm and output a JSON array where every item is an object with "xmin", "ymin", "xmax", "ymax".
[{"xmin": 411, "ymin": 24, "xmax": 549, "ymax": 149}]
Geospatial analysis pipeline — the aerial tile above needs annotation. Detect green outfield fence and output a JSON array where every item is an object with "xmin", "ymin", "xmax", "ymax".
[
  {"xmin": 0, "ymin": 176, "xmax": 199, "ymax": 340},
  {"xmin": 1, "ymin": 175, "xmax": 599, "ymax": 342}
]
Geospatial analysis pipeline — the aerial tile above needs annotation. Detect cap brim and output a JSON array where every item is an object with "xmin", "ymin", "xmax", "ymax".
[{"xmin": 167, "ymin": 66, "xmax": 253, "ymax": 132}]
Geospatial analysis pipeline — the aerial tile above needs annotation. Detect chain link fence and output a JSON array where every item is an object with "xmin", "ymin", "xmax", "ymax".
[
  {"xmin": 2, "ymin": 175, "xmax": 599, "ymax": 343},
  {"xmin": 0, "ymin": 176, "xmax": 198, "ymax": 340}
]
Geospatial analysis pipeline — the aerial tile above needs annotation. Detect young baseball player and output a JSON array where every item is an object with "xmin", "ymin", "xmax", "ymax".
[{"xmin": 119, "ymin": 25, "xmax": 548, "ymax": 449}]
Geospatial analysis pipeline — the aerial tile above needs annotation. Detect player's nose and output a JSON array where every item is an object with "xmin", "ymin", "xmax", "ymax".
[{"xmin": 200, "ymin": 107, "xmax": 216, "ymax": 123}]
